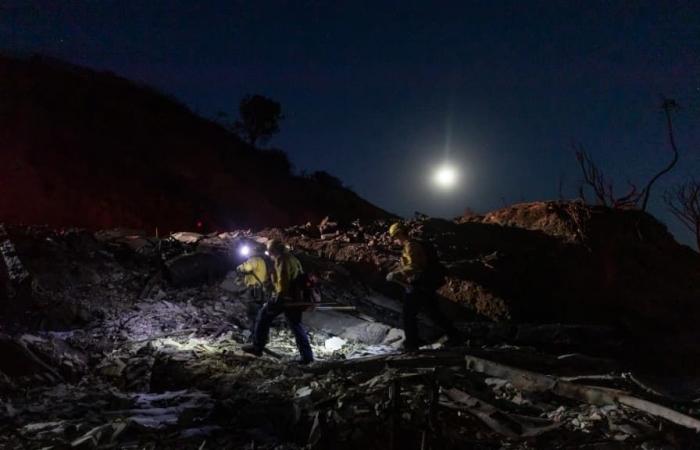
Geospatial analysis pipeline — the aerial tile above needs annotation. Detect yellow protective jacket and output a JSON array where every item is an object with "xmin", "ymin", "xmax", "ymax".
[
  {"xmin": 237, "ymin": 256, "xmax": 268, "ymax": 287},
  {"xmin": 273, "ymin": 252, "xmax": 303, "ymax": 296},
  {"xmin": 400, "ymin": 240, "xmax": 427, "ymax": 280}
]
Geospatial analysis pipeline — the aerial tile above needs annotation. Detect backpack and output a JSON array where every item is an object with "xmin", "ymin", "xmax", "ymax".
[
  {"xmin": 291, "ymin": 272, "xmax": 322, "ymax": 310},
  {"xmin": 414, "ymin": 239, "xmax": 448, "ymax": 290}
]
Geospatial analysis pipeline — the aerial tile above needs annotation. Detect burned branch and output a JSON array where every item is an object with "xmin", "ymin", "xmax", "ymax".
[
  {"xmin": 664, "ymin": 178, "xmax": 700, "ymax": 250},
  {"xmin": 574, "ymin": 145, "xmax": 641, "ymax": 209},
  {"xmin": 641, "ymin": 98, "xmax": 680, "ymax": 211},
  {"xmin": 573, "ymin": 99, "xmax": 681, "ymax": 211}
]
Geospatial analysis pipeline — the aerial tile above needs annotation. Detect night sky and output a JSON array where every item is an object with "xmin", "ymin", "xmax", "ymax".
[{"xmin": 2, "ymin": 1, "xmax": 700, "ymax": 246}]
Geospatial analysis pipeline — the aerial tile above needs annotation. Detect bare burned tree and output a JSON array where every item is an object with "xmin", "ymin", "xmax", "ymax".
[
  {"xmin": 640, "ymin": 98, "xmax": 680, "ymax": 211},
  {"xmin": 574, "ymin": 98, "xmax": 680, "ymax": 211},
  {"xmin": 664, "ymin": 179, "xmax": 700, "ymax": 250},
  {"xmin": 574, "ymin": 145, "xmax": 641, "ymax": 209}
]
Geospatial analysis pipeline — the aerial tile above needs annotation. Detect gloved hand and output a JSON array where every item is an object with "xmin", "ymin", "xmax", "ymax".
[
  {"xmin": 385, "ymin": 272, "xmax": 396, "ymax": 282},
  {"xmin": 267, "ymin": 292, "xmax": 280, "ymax": 306}
]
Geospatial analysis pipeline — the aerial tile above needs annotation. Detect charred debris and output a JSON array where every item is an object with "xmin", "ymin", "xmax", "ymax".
[{"xmin": 1, "ymin": 201, "xmax": 700, "ymax": 449}]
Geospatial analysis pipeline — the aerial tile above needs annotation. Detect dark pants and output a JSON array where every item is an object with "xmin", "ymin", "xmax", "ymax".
[
  {"xmin": 252, "ymin": 302, "xmax": 314, "ymax": 362},
  {"xmin": 403, "ymin": 287, "xmax": 459, "ymax": 349}
]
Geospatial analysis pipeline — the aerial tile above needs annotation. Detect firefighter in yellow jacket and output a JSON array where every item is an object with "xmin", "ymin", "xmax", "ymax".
[
  {"xmin": 242, "ymin": 239, "xmax": 313, "ymax": 363},
  {"xmin": 386, "ymin": 222, "xmax": 460, "ymax": 351},
  {"xmin": 236, "ymin": 252, "xmax": 269, "ymax": 300}
]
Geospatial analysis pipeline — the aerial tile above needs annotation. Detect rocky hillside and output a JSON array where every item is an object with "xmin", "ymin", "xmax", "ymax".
[{"xmin": 0, "ymin": 54, "xmax": 391, "ymax": 231}]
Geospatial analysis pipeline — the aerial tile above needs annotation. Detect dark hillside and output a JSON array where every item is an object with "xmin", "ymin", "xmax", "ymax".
[{"xmin": 0, "ymin": 54, "xmax": 391, "ymax": 230}]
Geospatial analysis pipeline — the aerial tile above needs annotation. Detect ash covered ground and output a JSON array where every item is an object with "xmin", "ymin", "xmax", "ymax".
[{"xmin": 1, "ymin": 202, "xmax": 700, "ymax": 449}]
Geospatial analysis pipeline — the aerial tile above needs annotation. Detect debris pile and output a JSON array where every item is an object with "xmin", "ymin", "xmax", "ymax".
[
  {"xmin": 262, "ymin": 202, "xmax": 700, "ymax": 350},
  {"xmin": 1, "ymin": 201, "xmax": 700, "ymax": 448}
]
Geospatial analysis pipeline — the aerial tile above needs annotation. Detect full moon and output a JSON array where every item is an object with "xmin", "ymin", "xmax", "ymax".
[{"xmin": 432, "ymin": 164, "xmax": 459, "ymax": 190}]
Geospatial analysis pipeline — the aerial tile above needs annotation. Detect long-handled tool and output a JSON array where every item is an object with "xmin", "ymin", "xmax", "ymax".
[{"xmin": 281, "ymin": 303, "xmax": 357, "ymax": 311}]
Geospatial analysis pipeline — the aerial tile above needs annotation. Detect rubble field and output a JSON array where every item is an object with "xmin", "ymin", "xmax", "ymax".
[{"xmin": 1, "ymin": 202, "xmax": 700, "ymax": 449}]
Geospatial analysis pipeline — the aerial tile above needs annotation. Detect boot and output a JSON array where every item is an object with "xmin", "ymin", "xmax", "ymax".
[
  {"xmin": 403, "ymin": 345, "xmax": 420, "ymax": 353},
  {"xmin": 241, "ymin": 343, "xmax": 263, "ymax": 357},
  {"xmin": 402, "ymin": 338, "xmax": 428, "ymax": 353},
  {"xmin": 445, "ymin": 330, "xmax": 467, "ymax": 347},
  {"xmin": 289, "ymin": 356, "xmax": 313, "ymax": 365}
]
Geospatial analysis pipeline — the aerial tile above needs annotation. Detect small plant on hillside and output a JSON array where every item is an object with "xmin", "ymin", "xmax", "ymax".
[{"xmin": 233, "ymin": 94, "xmax": 284, "ymax": 147}]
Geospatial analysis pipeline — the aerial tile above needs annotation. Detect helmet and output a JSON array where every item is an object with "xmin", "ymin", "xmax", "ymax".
[
  {"xmin": 266, "ymin": 239, "xmax": 285, "ymax": 255},
  {"xmin": 388, "ymin": 222, "xmax": 407, "ymax": 238}
]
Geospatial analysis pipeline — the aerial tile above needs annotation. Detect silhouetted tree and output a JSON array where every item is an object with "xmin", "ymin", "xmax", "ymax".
[
  {"xmin": 233, "ymin": 94, "xmax": 283, "ymax": 147},
  {"xmin": 640, "ymin": 98, "xmax": 680, "ymax": 211},
  {"xmin": 664, "ymin": 179, "xmax": 700, "ymax": 250}
]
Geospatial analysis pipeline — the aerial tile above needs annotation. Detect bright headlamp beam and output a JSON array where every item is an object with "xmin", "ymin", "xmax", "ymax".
[{"xmin": 239, "ymin": 245, "xmax": 251, "ymax": 257}]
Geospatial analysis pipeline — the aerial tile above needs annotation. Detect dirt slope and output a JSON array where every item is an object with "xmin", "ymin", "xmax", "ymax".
[{"xmin": 0, "ymin": 54, "xmax": 391, "ymax": 231}]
